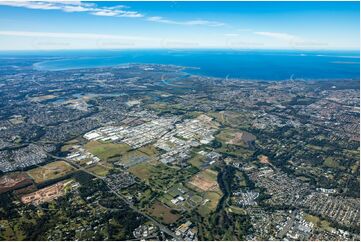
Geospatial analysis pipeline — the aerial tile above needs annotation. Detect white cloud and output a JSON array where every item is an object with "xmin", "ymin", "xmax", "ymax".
[
  {"xmin": 224, "ymin": 33, "xmax": 240, "ymax": 37},
  {"xmin": 0, "ymin": 1, "xmax": 143, "ymax": 18},
  {"xmin": 0, "ymin": 30, "xmax": 156, "ymax": 41},
  {"xmin": 253, "ymin": 31, "xmax": 300, "ymax": 42},
  {"xmin": 147, "ymin": 16, "xmax": 224, "ymax": 27},
  {"xmin": 0, "ymin": 1, "xmax": 225, "ymax": 26}
]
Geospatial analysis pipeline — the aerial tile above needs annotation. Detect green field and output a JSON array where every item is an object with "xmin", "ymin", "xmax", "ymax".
[
  {"xmin": 323, "ymin": 157, "xmax": 340, "ymax": 168},
  {"xmin": 188, "ymin": 154, "xmax": 205, "ymax": 168},
  {"xmin": 207, "ymin": 111, "xmax": 252, "ymax": 129},
  {"xmin": 128, "ymin": 162, "xmax": 154, "ymax": 180},
  {"xmin": 27, "ymin": 161, "xmax": 75, "ymax": 184},
  {"xmin": 87, "ymin": 164, "xmax": 111, "ymax": 177},
  {"xmin": 129, "ymin": 163, "xmax": 197, "ymax": 191},
  {"xmin": 304, "ymin": 214, "xmax": 335, "ymax": 233},
  {"xmin": 84, "ymin": 141, "xmax": 131, "ymax": 161},
  {"xmin": 197, "ymin": 191, "xmax": 222, "ymax": 217},
  {"xmin": 159, "ymin": 183, "xmax": 204, "ymax": 211},
  {"xmin": 227, "ymin": 205, "xmax": 247, "ymax": 215}
]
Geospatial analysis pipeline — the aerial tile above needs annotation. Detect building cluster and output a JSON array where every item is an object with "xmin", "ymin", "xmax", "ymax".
[
  {"xmin": 66, "ymin": 145, "xmax": 100, "ymax": 166},
  {"xmin": 174, "ymin": 221, "xmax": 197, "ymax": 241},
  {"xmin": 302, "ymin": 193, "xmax": 360, "ymax": 228},
  {"xmin": 233, "ymin": 190, "xmax": 259, "ymax": 207},
  {"xmin": 197, "ymin": 150, "xmax": 222, "ymax": 168},
  {"xmin": 245, "ymin": 208, "xmax": 288, "ymax": 240},
  {"xmin": 132, "ymin": 223, "xmax": 158, "ymax": 239},
  {"xmin": 244, "ymin": 166, "xmax": 310, "ymax": 206},
  {"xmin": 155, "ymin": 114, "xmax": 218, "ymax": 164},
  {"xmin": 84, "ymin": 117, "xmax": 178, "ymax": 149},
  {"xmin": 299, "ymin": 92, "xmax": 360, "ymax": 141},
  {"xmin": 83, "ymin": 113, "xmax": 219, "ymax": 166},
  {"xmin": 0, "ymin": 144, "xmax": 49, "ymax": 172},
  {"xmin": 276, "ymin": 211, "xmax": 314, "ymax": 240},
  {"xmin": 104, "ymin": 172, "xmax": 136, "ymax": 190}
]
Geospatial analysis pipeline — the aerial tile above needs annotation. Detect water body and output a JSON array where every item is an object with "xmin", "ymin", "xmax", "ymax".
[{"xmin": 10, "ymin": 49, "xmax": 361, "ymax": 81}]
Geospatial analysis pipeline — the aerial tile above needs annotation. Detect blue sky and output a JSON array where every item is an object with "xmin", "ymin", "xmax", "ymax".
[{"xmin": 0, "ymin": 1, "xmax": 359, "ymax": 50}]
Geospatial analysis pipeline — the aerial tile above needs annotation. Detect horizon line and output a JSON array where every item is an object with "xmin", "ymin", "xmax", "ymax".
[{"xmin": 0, "ymin": 48, "xmax": 360, "ymax": 52}]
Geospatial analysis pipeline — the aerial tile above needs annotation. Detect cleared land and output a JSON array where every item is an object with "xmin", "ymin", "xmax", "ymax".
[
  {"xmin": 20, "ymin": 180, "xmax": 72, "ymax": 205},
  {"xmin": 216, "ymin": 128, "xmax": 256, "ymax": 147},
  {"xmin": 188, "ymin": 169, "xmax": 219, "ymax": 192},
  {"xmin": 27, "ymin": 161, "xmax": 75, "ymax": 184},
  {"xmin": 0, "ymin": 172, "xmax": 33, "ymax": 194},
  {"xmin": 258, "ymin": 155, "xmax": 270, "ymax": 164},
  {"xmin": 29, "ymin": 94, "xmax": 57, "ymax": 102},
  {"xmin": 147, "ymin": 200, "xmax": 180, "ymax": 224},
  {"xmin": 128, "ymin": 162, "xmax": 154, "ymax": 180}
]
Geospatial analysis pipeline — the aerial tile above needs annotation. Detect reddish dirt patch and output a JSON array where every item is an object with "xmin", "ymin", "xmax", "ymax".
[{"xmin": 0, "ymin": 172, "xmax": 33, "ymax": 194}]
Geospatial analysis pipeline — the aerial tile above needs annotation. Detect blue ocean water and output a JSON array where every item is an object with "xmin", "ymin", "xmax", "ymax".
[{"xmin": 6, "ymin": 49, "xmax": 361, "ymax": 80}]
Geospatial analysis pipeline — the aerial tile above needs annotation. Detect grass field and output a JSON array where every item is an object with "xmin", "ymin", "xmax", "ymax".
[
  {"xmin": 60, "ymin": 139, "xmax": 80, "ymax": 152},
  {"xmin": 216, "ymin": 145, "xmax": 254, "ymax": 160},
  {"xmin": 128, "ymin": 162, "xmax": 154, "ymax": 180},
  {"xmin": 197, "ymin": 191, "xmax": 222, "ymax": 216},
  {"xmin": 147, "ymin": 200, "xmax": 180, "ymax": 224},
  {"xmin": 235, "ymin": 170, "xmax": 247, "ymax": 187},
  {"xmin": 304, "ymin": 214, "xmax": 335, "ymax": 233},
  {"xmin": 87, "ymin": 164, "xmax": 111, "ymax": 177},
  {"xmin": 84, "ymin": 141, "xmax": 131, "ymax": 161},
  {"xmin": 227, "ymin": 205, "xmax": 246, "ymax": 215},
  {"xmin": 323, "ymin": 157, "xmax": 340, "ymax": 168},
  {"xmin": 207, "ymin": 111, "xmax": 251, "ymax": 129},
  {"xmin": 27, "ymin": 161, "xmax": 75, "ymax": 184},
  {"xmin": 129, "ymin": 163, "xmax": 196, "ymax": 191},
  {"xmin": 216, "ymin": 128, "xmax": 256, "ymax": 147},
  {"xmin": 188, "ymin": 154, "xmax": 205, "ymax": 168},
  {"xmin": 216, "ymin": 128, "xmax": 244, "ymax": 146}
]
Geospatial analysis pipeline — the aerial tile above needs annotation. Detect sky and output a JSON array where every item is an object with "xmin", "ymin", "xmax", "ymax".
[{"xmin": 0, "ymin": 1, "xmax": 359, "ymax": 50}]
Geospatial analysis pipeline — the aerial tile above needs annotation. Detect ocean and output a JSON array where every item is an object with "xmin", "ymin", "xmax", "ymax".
[{"xmin": 5, "ymin": 49, "xmax": 361, "ymax": 81}]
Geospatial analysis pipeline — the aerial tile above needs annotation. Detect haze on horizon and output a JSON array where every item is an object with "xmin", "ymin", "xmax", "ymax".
[{"xmin": 0, "ymin": 1, "xmax": 359, "ymax": 51}]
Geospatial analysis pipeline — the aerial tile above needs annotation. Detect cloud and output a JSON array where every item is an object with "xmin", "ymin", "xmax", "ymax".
[
  {"xmin": 224, "ymin": 33, "xmax": 240, "ymax": 37},
  {"xmin": 0, "ymin": 1, "xmax": 225, "ymax": 28},
  {"xmin": 0, "ymin": 30, "xmax": 156, "ymax": 41},
  {"xmin": 147, "ymin": 16, "xmax": 225, "ymax": 27},
  {"xmin": 0, "ymin": 1, "xmax": 143, "ymax": 18},
  {"xmin": 253, "ymin": 31, "xmax": 300, "ymax": 42}
]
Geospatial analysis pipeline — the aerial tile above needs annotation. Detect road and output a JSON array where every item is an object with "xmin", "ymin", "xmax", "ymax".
[
  {"xmin": 277, "ymin": 210, "xmax": 296, "ymax": 239},
  {"xmin": 48, "ymin": 153, "xmax": 181, "ymax": 240}
]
